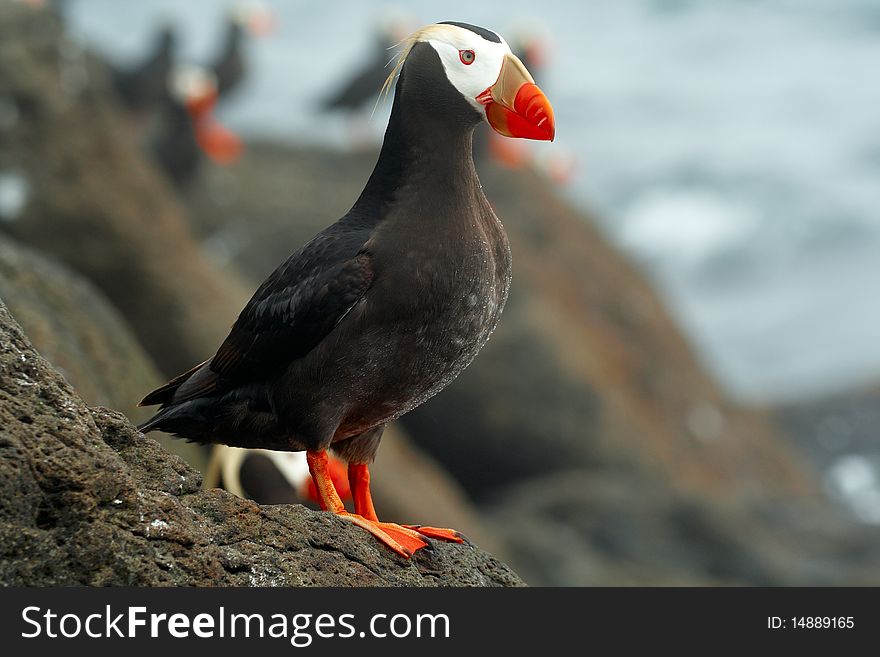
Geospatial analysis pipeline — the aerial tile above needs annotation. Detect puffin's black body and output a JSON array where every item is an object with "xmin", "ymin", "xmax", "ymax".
[
  {"xmin": 140, "ymin": 41, "xmax": 511, "ymax": 464},
  {"xmin": 150, "ymin": 91, "xmax": 201, "ymax": 187}
]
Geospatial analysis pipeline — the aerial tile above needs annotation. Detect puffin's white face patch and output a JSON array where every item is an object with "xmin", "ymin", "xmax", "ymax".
[
  {"xmin": 382, "ymin": 23, "xmax": 512, "ymax": 114},
  {"xmin": 423, "ymin": 25, "xmax": 511, "ymax": 113}
]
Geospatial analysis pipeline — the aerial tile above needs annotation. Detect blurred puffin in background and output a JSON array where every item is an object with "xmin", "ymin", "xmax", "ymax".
[
  {"xmin": 204, "ymin": 446, "xmax": 351, "ymax": 506},
  {"xmin": 319, "ymin": 16, "xmax": 413, "ymax": 148},
  {"xmin": 152, "ymin": 64, "xmax": 242, "ymax": 188},
  {"xmin": 139, "ymin": 22, "xmax": 554, "ymax": 557},
  {"xmin": 210, "ymin": 0, "xmax": 275, "ymax": 100},
  {"xmin": 321, "ymin": 16, "xmax": 412, "ymax": 115}
]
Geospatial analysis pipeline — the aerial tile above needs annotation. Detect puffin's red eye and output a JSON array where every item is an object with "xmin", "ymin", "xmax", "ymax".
[{"xmin": 459, "ymin": 49, "xmax": 475, "ymax": 65}]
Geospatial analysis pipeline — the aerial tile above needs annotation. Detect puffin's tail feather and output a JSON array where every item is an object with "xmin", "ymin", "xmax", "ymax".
[
  {"xmin": 137, "ymin": 408, "xmax": 171, "ymax": 434},
  {"xmin": 139, "ymin": 359, "xmax": 210, "ymax": 407},
  {"xmin": 137, "ymin": 402, "xmax": 204, "ymax": 435}
]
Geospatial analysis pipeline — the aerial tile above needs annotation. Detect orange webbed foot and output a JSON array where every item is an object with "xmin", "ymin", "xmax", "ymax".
[
  {"xmin": 338, "ymin": 512, "xmax": 428, "ymax": 557},
  {"xmin": 404, "ymin": 525, "xmax": 465, "ymax": 543},
  {"xmin": 313, "ymin": 456, "xmax": 463, "ymax": 558}
]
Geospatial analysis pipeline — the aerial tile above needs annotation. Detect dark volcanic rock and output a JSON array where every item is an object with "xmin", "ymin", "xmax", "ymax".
[
  {"xmin": 0, "ymin": 2, "xmax": 251, "ymax": 376},
  {"xmin": 0, "ymin": 300, "xmax": 523, "ymax": 586},
  {"xmin": 0, "ymin": 235, "xmax": 160, "ymax": 414},
  {"xmin": 487, "ymin": 469, "xmax": 880, "ymax": 586},
  {"xmin": 0, "ymin": 234, "xmax": 209, "ymax": 471}
]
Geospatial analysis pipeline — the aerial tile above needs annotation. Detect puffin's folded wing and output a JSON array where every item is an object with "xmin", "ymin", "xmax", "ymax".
[{"xmin": 210, "ymin": 250, "xmax": 374, "ymax": 383}]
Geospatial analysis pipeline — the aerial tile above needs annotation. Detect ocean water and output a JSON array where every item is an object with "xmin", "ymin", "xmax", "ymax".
[{"xmin": 64, "ymin": 0, "xmax": 880, "ymax": 403}]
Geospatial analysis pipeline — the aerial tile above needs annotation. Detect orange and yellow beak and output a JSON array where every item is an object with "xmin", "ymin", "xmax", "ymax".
[{"xmin": 477, "ymin": 52, "xmax": 555, "ymax": 141}]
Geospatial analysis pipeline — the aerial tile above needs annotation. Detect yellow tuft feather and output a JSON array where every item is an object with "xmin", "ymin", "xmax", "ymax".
[{"xmin": 374, "ymin": 23, "xmax": 465, "ymax": 113}]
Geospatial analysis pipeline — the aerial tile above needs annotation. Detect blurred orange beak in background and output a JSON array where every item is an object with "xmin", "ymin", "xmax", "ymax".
[
  {"xmin": 245, "ymin": 4, "xmax": 277, "ymax": 38},
  {"xmin": 478, "ymin": 52, "xmax": 555, "ymax": 141},
  {"xmin": 185, "ymin": 90, "xmax": 243, "ymax": 165}
]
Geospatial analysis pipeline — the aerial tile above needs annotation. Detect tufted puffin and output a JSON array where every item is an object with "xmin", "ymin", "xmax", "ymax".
[
  {"xmin": 152, "ymin": 64, "xmax": 243, "ymax": 187},
  {"xmin": 210, "ymin": 0, "xmax": 274, "ymax": 99},
  {"xmin": 320, "ymin": 19, "xmax": 410, "ymax": 114},
  {"xmin": 139, "ymin": 21, "xmax": 555, "ymax": 557}
]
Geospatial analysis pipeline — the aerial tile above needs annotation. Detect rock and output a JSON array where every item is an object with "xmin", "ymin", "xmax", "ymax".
[
  {"xmin": 776, "ymin": 386, "xmax": 880, "ymax": 473},
  {"xmin": 0, "ymin": 2, "xmax": 251, "ymax": 377},
  {"xmin": 0, "ymin": 299, "xmax": 522, "ymax": 586},
  {"xmin": 486, "ymin": 469, "xmax": 880, "ymax": 586},
  {"xmin": 775, "ymin": 385, "xmax": 880, "ymax": 524},
  {"xmin": 0, "ymin": 234, "xmax": 160, "ymax": 415},
  {"xmin": 0, "ymin": 234, "xmax": 209, "ymax": 472}
]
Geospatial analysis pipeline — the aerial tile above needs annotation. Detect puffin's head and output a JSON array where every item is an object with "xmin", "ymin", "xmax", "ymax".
[
  {"xmin": 386, "ymin": 22, "xmax": 555, "ymax": 141},
  {"xmin": 169, "ymin": 64, "xmax": 219, "ymax": 116}
]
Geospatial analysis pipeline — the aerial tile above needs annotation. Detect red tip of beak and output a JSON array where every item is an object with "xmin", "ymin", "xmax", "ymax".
[
  {"xmin": 485, "ymin": 83, "xmax": 555, "ymax": 141},
  {"xmin": 514, "ymin": 83, "xmax": 555, "ymax": 140}
]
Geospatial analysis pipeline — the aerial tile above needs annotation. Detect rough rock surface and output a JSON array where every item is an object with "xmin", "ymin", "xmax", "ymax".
[
  {"xmin": 0, "ymin": 235, "xmax": 210, "ymax": 472},
  {"xmin": 0, "ymin": 300, "xmax": 523, "ymax": 586},
  {"xmin": 0, "ymin": 235, "xmax": 160, "ymax": 415}
]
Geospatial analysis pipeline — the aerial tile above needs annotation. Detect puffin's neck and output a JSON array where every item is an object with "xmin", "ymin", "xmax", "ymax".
[{"xmin": 353, "ymin": 80, "xmax": 481, "ymax": 217}]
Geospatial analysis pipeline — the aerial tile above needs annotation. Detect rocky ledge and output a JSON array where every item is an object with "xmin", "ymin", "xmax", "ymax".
[{"xmin": 0, "ymin": 300, "xmax": 522, "ymax": 586}]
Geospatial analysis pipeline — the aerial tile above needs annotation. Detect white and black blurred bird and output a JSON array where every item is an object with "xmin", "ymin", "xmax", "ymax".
[
  {"xmin": 151, "ymin": 64, "xmax": 242, "ymax": 187},
  {"xmin": 210, "ymin": 0, "xmax": 274, "ymax": 100},
  {"xmin": 320, "ymin": 18, "xmax": 411, "ymax": 114}
]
